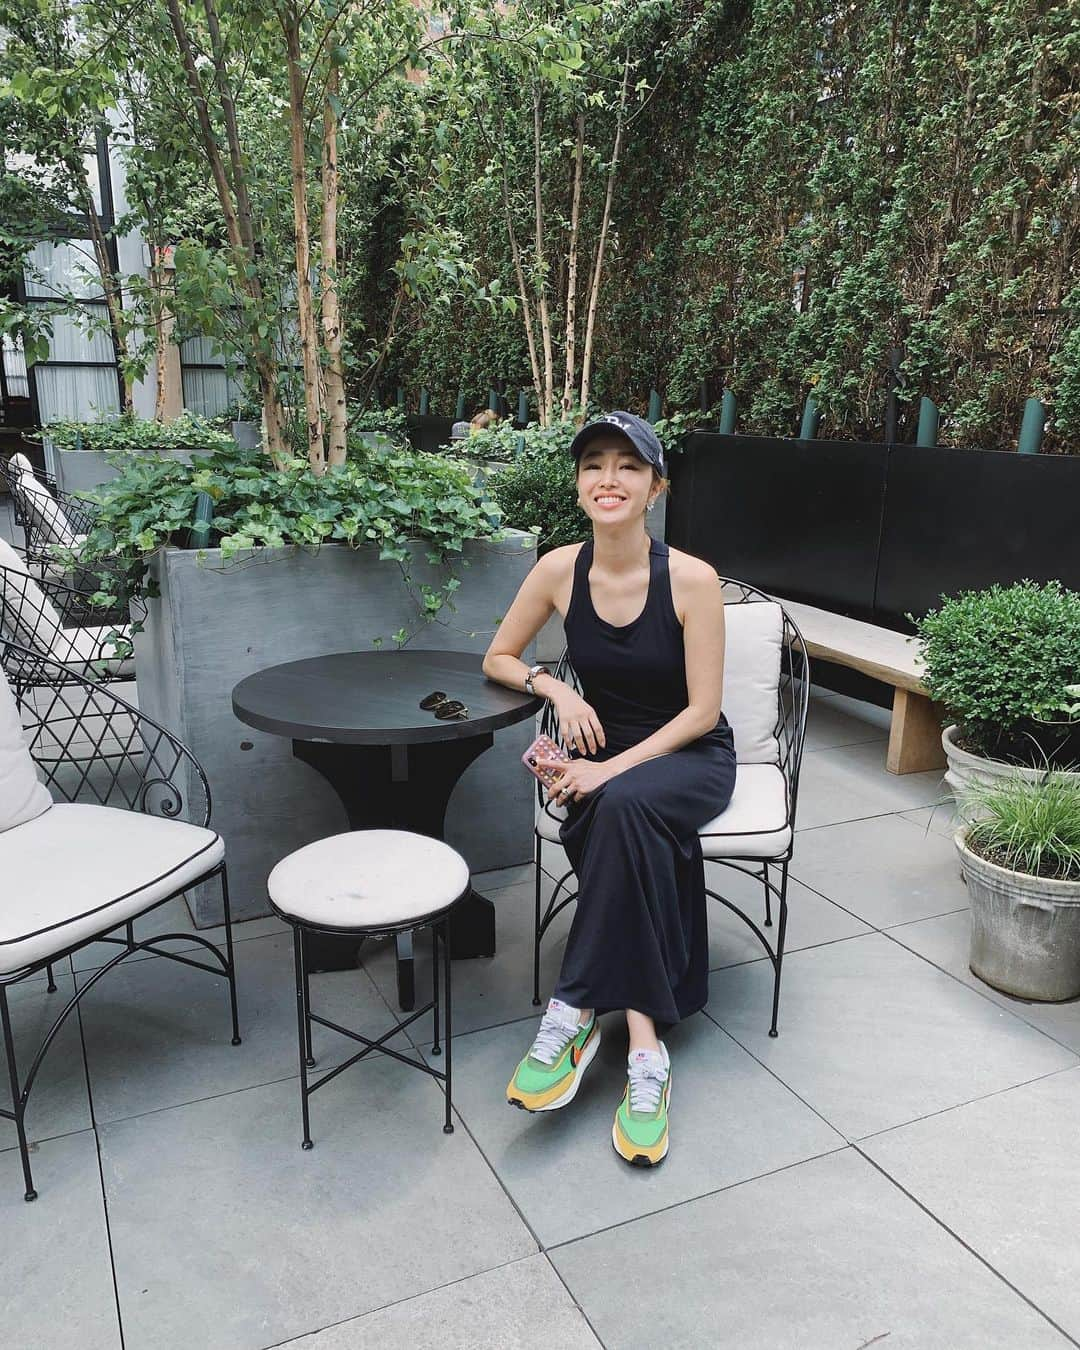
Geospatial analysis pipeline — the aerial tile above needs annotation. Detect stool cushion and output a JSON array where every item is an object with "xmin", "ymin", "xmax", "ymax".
[{"xmin": 268, "ymin": 830, "xmax": 470, "ymax": 929}]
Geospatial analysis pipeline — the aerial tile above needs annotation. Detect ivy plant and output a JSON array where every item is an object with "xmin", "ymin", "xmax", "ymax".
[
  {"xmin": 41, "ymin": 413, "xmax": 236, "ymax": 455},
  {"xmin": 78, "ymin": 444, "xmax": 513, "ymax": 648}
]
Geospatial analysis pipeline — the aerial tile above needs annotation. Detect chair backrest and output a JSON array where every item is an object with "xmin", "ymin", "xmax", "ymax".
[
  {"xmin": 2, "ymin": 640, "xmax": 210, "ymax": 825},
  {"xmin": 0, "ymin": 666, "xmax": 52, "ymax": 832},
  {"xmin": 722, "ymin": 599, "xmax": 784, "ymax": 765},
  {"xmin": 6, "ymin": 454, "xmax": 80, "ymax": 550},
  {"xmin": 0, "ymin": 550, "xmax": 65, "ymax": 658}
]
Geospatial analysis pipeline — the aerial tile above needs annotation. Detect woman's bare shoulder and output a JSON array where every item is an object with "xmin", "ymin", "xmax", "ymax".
[
  {"xmin": 535, "ymin": 543, "xmax": 585, "ymax": 578},
  {"xmin": 667, "ymin": 546, "xmax": 720, "ymax": 586}
]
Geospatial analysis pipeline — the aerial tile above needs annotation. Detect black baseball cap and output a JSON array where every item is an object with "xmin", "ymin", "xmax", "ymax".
[{"xmin": 569, "ymin": 411, "xmax": 667, "ymax": 477}]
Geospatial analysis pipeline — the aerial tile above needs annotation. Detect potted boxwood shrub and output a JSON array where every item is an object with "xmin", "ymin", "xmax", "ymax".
[
  {"xmin": 956, "ymin": 770, "xmax": 1080, "ymax": 1001},
  {"xmin": 76, "ymin": 441, "xmax": 537, "ymax": 924},
  {"xmin": 914, "ymin": 581, "xmax": 1080, "ymax": 815}
]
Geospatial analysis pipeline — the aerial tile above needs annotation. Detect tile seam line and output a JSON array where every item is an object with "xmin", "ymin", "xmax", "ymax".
[
  {"xmin": 707, "ymin": 1002, "xmax": 1079, "ymax": 1146},
  {"xmin": 74, "ymin": 976, "xmax": 127, "ymax": 1350},
  {"xmin": 855, "ymin": 1060, "xmax": 1080, "ymax": 1145},
  {"xmin": 879, "ymin": 926, "xmax": 1080, "ymax": 1059},
  {"xmin": 854, "ymin": 1144, "xmax": 1080, "ymax": 1349},
  {"xmin": 256, "ymin": 1253, "xmax": 584, "ymax": 1350},
  {"xmin": 546, "ymin": 1140, "xmax": 849, "ymax": 1256},
  {"xmin": 794, "ymin": 803, "xmax": 947, "ymax": 834}
]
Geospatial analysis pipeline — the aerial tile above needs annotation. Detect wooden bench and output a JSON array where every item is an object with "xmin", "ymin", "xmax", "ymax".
[{"xmin": 774, "ymin": 598, "xmax": 946, "ymax": 775}]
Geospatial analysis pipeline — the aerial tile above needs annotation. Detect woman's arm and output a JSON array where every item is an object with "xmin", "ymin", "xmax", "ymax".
[{"xmin": 482, "ymin": 548, "xmax": 607, "ymax": 754}]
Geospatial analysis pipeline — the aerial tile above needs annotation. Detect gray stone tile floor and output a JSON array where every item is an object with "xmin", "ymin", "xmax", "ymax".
[{"xmin": 5, "ymin": 686, "xmax": 1080, "ymax": 1349}]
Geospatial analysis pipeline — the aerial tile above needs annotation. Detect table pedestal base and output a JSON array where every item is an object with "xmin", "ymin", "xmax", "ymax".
[{"xmin": 293, "ymin": 735, "xmax": 498, "ymax": 1001}]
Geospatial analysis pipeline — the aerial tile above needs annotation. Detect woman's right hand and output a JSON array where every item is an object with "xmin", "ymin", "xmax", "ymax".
[{"xmin": 550, "ymin": 687, "xmax": 606, "ymax": 757}]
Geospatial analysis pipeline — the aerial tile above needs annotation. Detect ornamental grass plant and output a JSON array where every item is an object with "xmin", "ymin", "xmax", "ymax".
[
  {"xmin": 961, "ymin": 772, "xmax": 1080, "ymax": 883},
  {"xmin": 914, "ymin": 581, "xmax": 1080, "ymax": 766}
]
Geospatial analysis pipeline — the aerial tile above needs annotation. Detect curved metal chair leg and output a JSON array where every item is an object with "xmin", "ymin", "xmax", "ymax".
[
  {"xmin": 532, "ymin": 834, "xmax": 543, "ymax": 1006},
  {"xmin": 293, "ymin": 927, "xmax": 314, "ymax": 1150},
  {"xmin": 769, "ymin": 864, "xmax": 790, "ymax": 1038},
  {"xmin": 219, "ymin": 868, "xmax": 242, "ymax": 1047},
  {"xmin": 45, "ymin": 964, "xmax": 57, "ymax": 994},
  {"xmin": 1, "ymin": 988, "xmax": 36, "ymax": 1201},
  {"xmin": 442, "ymin": 920, "xmax": 454, "ymax": 1135},
  {"xmin": 431, "ymin": 920, "xmax": 442, "ymax": 1056},
  {"xmin": 763, "ymin": 862, "xmax": 773, "ymax": 928}
]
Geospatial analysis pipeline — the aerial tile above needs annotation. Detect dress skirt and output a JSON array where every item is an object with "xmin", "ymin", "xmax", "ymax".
[{"xmin": 552, "ymin": 729, "xmax": 737, "ymax": 1025}]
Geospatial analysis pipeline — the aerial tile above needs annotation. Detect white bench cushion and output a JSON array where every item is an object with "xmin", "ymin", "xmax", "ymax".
[
  {"xmin": 0, "ymin": 668, "xmax": 51, "ymax": 833},
  {"xmin": 268, "ymin": 830, "xmax": 470, "ymax": 929},
  {"xmin": 0, "ymin": 545, "xmax": 65, "ymax": 654},
  {"xmin": 0, "ymin": 802, "xmax": 223, "ymax": 973},
  {"xmin": 723, "ymin": 600, "xmax": 783, "ymax": 764},
  {"xmin": 536, "ymin": 762, "xmax": 790, "ymax": 859}
]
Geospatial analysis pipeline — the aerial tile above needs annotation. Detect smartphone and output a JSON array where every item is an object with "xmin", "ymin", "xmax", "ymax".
[{"xmin": 522, "ymin": 733, "xmax": 570, "ymax": 787}]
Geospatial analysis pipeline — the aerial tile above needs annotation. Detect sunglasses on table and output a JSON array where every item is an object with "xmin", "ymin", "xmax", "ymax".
[{"xmin": 419, "ymin": 690, "xmax": 469, "ymax": 721}]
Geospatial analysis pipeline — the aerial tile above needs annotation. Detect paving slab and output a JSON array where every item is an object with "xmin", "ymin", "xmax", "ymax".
[
  {"xmin": 551, "ymin": 1147, "xmax": 1070, "ymax": 1350},
  {"xmin": 862, "ymin": 1068, "xmax": 1080, "ymax": 1341},
  {"xmin": 278, "ymin": 1254, "xmax": 599, "ymax": 1349},
  {"xmin": 78, "ymin": 930, "xmax": 403, "ymax": 1123},
  {"xmin": 795, "ymin": 741, "xmax": 946, "ymax": 830},
  {"xmin": 900, "ymin": 803, "xmax": 962, "ymax": 842},
  {"xmin": 1, "ymin": 969, "xmax": 92, "ymax": 1151},
  {"xmin": 1, "ymin": 1129, "xmax": 121, "ymax": 1350},
  {"xmin": 888, "ymin": 910, "xmax": 1080, "ymax": 1054},
  {"xmin": 705, "ymin": 865, "xmax": 870, "ymax": 967},
  {"xmin": 99, "ymin": 1064, "xmax": 536, "ymax": 1350},
  {"xmin": 708, "ymin": 932, "xmax": 1077, "ymax": 1139},
  {"xmin": 803, "ymin": 695, "xmax": 889, "ymax": 752},
  {"xmin": 425, "ymin": 1012, "xmax": 842, "ymax": 1248},
  {"xmin": 788, "ymin": 813, "xmax": 968, "ymax": 928}
]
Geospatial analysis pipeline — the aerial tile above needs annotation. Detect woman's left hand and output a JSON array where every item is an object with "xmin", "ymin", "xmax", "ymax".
[{"xmin": 537, "ymin": 757, "xmax": 619, "ymax": 805}]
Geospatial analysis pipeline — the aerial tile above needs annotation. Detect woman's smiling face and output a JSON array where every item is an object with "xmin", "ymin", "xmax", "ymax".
[{"xmin": 576, "ymin": 435, "xmax": 654, "ymax": 525}]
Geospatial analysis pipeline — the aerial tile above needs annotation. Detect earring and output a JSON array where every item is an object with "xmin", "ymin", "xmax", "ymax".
[{"xmin": 647, "ymin": 499, "xmax": 656, "ymax": 512}]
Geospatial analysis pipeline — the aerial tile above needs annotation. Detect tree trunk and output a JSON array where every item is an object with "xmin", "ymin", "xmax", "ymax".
[
  {"xmin": 495, "ymin": 123, "xmax": 544, "ymax": 421},
  {"xmin": 532, "ymin": 85, "xmax": 555, "ymax": 425},
  {"xmin": 76, "ymin": 160, "xmax": 133, "ymax": 414},
  {"xmin": 164, "ymin": 0, "xmax": 288, "ymax": 462},
  {"xmin": 561, "ymin": 112, "xmax": 585, "ymax": 422},
  {"xmin": 283, "ymin": 4, "xmax": 326, "ymax": 473},
  {"xmin": 321, "ymin": 64, "xmax": 347, "ymax": 467},
  {"xmin": 580, "ymin": 55, "xmax": 630, "ymax": 415}
]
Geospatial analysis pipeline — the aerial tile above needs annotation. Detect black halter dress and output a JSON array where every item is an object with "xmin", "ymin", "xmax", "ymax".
[{"xmin": 550, "ymin": 538, "xmax": 737, "ymax": 1024}]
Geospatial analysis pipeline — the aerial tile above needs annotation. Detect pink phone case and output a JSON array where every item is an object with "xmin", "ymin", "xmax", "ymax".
[{"xmin": 522, "ymin": 734, "xmax": 569, "ymax": 787}]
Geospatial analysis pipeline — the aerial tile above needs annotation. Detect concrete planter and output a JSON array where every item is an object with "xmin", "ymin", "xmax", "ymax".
[
  {"xmin": 943, "ymin": 725, "xmax": 1080, "ymax": 823},
  {"xmin": 46, "ymin": 443, "xmax": 220, "ymax": 495},
  {"xmin": 134, "ymin": 533, "xmax": 538, "ymax": 925},
  {"xmin": 956, "ymin": 831, "xmax": 1080, "ymax": 1001},
  {"xmin": 230, "ymin": 421, "xmax": 261, "ymax": 450}
]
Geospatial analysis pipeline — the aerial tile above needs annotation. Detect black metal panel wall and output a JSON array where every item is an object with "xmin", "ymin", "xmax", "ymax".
[
  {"xmin": 875, "ymin": 445, "xmax": 1080, "ymax": 630},
  {"xmin": 407, "ymin": 415, "xmax": 456, "ymax": 453},
  {"xmin": 669, "ymin": 434, "xmax": 889, "ymax": 621}
]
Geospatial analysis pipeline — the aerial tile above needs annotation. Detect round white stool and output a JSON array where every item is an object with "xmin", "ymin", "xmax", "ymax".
[{"xmin": 268, "ymin": 829, "xmax": 470, "ymax": 1148}]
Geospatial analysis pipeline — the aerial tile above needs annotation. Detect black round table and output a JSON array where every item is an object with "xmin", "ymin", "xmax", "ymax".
[{"xmin": 232, "ymin": 650, "xmax": 541, "ymax": 1007}]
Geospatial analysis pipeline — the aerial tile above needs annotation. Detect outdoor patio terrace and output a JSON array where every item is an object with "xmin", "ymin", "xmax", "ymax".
[{"xmin": 6, "ymin": 686, "xmax": 1080, "ymax": 1350}]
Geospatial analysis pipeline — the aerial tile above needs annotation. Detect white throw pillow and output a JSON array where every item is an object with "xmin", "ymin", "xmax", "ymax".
[
  {"xmin": 723, "ymin": 600, "xmax": 784, "ymax": 765},
  {"xmin": 8, "ymin": 454, "xmax": 79, "ymax": 549},
  {"xmin": 0, "ymin": 539, "xmax": 64, "ymax": 656},
  {"xmin": 0, "ymin": 667, "xmax": 51, "ymax": 832}
]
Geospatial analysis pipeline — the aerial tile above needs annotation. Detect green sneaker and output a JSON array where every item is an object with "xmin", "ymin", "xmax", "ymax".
[
  {"xmin": 507, "ymin": 999, "xmax": 600, "ymax": 1112},
  {"xmin": 612, "ymin": 1043, "xmax": 671, "ymax": 1166}
]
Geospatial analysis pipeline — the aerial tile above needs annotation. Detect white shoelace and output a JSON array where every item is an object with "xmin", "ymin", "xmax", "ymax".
[
  {"xmin": 628, "ymin": 1053, "xmax": 668, "ymax": 1113},
  {"xmin": 529, "ymin": 1004, "xmax": 582, "ymax": 1065}
]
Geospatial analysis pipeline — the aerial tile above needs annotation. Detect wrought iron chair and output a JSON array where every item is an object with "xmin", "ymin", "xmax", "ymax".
[
  {"xmin": 0, "ymin": 555, "xmax": 134, "ymax": 695},
  {"xmin": 531, "ymin": 580, "xmax": 810, "ymax": 1037},
  {"xmin": 0, "ymin": 644, "xmax": 240, "ymax": 1201},
  {"xmin": 0, "ymin": 453, "xmax": 99, "ymax": 565}
]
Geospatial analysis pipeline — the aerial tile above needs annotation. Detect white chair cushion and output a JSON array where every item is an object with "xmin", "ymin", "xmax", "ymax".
[
  {"xmin": 0, "ymin": 669, "xmax": 51, "ymax": 833},
  {"xmin": 268, "ymin": 829, "xmax": 470, "ymax": 929},
  {"xmin": 9, "ymin": 454, "xmax": 80, "ymax": 549},
  {"xmin": 0, "ymin": 802, "xmax": 222, "ymax": 973},
  {"xmin": 698, "ymin": 763, "xmax": 791, "ymax": 859},
  {"xmin": 536, "ymin": 764, "xmax": 790, "ymax": 858},
  {"xmin": 723, "ymin": 600, "xmax": 783, "ymax": 765}
]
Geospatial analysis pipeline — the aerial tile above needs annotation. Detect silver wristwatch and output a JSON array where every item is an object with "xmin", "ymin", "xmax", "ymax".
[{"xmin": 524, "ymin": 663, "xmax": 549, "ymax": 696}]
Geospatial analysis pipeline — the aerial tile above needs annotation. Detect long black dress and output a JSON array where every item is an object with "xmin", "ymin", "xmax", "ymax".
[{"xmin": 550, "ymin": 538, "xmax": 737, "ymax": 1025}]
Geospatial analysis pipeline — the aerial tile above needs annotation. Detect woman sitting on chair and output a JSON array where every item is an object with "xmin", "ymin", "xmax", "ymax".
[{"xmin": 482, "ymin": 411, "xmax": 736, "ymax": 1166}]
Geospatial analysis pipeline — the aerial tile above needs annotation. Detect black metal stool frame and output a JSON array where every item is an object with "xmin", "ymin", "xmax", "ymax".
[{"xmin": 271, "ymin": 886, "xmax": 468, "ymax": 1150}]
